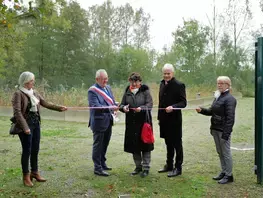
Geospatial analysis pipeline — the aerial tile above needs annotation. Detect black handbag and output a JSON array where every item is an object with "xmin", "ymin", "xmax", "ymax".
[{"xmin": 9, "ymin": 117, "xmax": 23, "ymax": 135}]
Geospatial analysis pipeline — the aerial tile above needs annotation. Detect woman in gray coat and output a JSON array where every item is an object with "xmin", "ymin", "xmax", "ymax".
[{"xmin": 119, "ymin": 72, "xmax": 154, "ymax": 178}]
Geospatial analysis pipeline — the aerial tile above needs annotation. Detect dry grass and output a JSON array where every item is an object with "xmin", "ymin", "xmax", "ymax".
[{"xmin": 0, "ymin": 83, "xmax": 217, "ymax": 107}]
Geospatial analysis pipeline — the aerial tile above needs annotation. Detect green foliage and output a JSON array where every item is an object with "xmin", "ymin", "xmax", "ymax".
[{"xmin": 0, "ymin": 0, "xmax": 256, "ymax": 99}]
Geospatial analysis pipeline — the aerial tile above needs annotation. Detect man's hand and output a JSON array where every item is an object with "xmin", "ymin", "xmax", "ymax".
[
  {"xmin": 165, "ymin": 106, "xmax": 173, "ymax": 113},
  {"xmin": 113, "ymin": 105, "xmax": 119, "ymax": 111}
]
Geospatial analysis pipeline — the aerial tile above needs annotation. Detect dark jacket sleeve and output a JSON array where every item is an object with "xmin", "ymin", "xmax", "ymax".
[
  {"xmin": 222, "ymin": 97, "xmax": 237, "ymax": 140},
  {"xmin": 119, "ymin": 88, "xmax": 128, "ymax": 113},
  {"xmin": 199, "ymin": 107, "xmax": 212, "ymax": 116},
  {"xmin": 172, "ymin": 83, "xmax": 187, "ymax": 108}
]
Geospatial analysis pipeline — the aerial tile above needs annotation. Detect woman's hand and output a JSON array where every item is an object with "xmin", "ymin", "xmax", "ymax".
[
  {"xmin": 123, "ymin": 104, "xmax": 129, "ymax": 112},
  {"xmin": 134, "ymin": 107, "xmax": 141, "ymax": 113},
  {"xmin": 61, "ymin": 106, "xmax": 68, "ymax": 111},
  {"xmin": 196, "ymin": 107, "xmax": 201, "ymax": 113},
  {"xmin": 24, "ymin": 129, "xmax": 31, "ymax": 135}
]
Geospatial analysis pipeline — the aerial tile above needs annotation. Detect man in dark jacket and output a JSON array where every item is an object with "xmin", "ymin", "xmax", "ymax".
[
  {"xmin": 196, "ymin": 76, "xmax": 236, "ymax": 184},
  {"xmin": 157, "ymin": 63, "xmax": 187, "ymax": 177}
]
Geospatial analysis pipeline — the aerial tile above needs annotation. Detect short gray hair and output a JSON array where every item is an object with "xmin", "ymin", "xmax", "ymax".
[
  {"xmin": 18, "ymin": 71, "xmax": 35, "ymax": 86},
  {"xmin": 95, "ymin": 69, "xmax": 108, "ymax": 78},
  {"xmin": 162, "ymin": 63, "xmax": 174, "ymax": 72},
  {"xmin": 217, "ymin": 76, "xmax": 232, "ymax": 88}
]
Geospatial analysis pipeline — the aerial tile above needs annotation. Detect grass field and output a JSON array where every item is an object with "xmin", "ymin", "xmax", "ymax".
[{"xmin": 0, "ymin": 98, "xmax": 262, "ymax": 197}]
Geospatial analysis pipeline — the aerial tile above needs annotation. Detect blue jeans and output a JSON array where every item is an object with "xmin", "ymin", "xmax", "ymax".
[
  {"xmin": 18, "ymin": 121, "xmax": 40, "ymax": 174},
  {"xmin": 92, "ymin": 125, "xmax": 112, "ymax": 172}
]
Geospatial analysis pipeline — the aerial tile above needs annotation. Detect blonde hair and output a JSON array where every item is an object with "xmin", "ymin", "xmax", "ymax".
[
  {"xmin": 18, "ymin": 71, "xmax": 35, "ymax": 87},
  {"xmin": 217, "ymin": 76, "xmax": 232, "ymax": 88}
]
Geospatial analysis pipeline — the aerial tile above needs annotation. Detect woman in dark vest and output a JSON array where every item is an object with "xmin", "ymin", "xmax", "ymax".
[{"xmin": 119, "ymin": 72, "xmax": 154, "ymax": 178}]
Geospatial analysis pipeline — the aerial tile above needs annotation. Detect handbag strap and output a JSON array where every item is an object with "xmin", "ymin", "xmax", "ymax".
[{"xmin": 145, "ymin": 107, "xmax": 150, "ymax": 123}]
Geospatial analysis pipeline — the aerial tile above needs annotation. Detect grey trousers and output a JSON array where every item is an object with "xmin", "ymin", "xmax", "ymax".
[
  {"xmin": 211, "ymin": 130, "xmax": 233, "ymax": 176},
  {"xmin": 133, "ymin": 151, "xmax": 151, "ymax": 170}
]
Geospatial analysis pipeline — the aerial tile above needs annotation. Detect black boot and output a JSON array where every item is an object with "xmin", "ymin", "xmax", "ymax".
[
  {"xmin": 218, "ymin": 175, "xmax": 234, "ymax": 184},
  {"xmin": 213, "ymin": 172, "xmax": 225, "ymax": 180},
  {"xmin": 140, "ymin": 170, "xmax": 149, "ymax": 178},
  {"xmin": 131, "ymin": 167, "xmax": 142, "ymax": 176},
  {"xmin": 167, "ymin": 168, "xmax": 182, "ymax": 177}
]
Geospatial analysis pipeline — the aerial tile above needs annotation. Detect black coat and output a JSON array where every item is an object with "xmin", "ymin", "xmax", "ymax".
[
  {"xmin": 119, "ymin": 84, "xmax": 154, "ymax": 153},
  {"xmin": 199, "ymin": 90, "xmax": 237, "ymax": 140},
  {"xmin": 158, "ymin": 78, "xmax": 187, "ymax": 139}
]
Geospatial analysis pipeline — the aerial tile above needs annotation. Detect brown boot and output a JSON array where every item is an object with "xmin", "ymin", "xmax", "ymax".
[
  {"xmin": 30, "ymin": 171, "xmax": 47, "ymax": 182},
  {"xmin": 23, "ymin": 173, "xmax": 33, "ymax": 187}
]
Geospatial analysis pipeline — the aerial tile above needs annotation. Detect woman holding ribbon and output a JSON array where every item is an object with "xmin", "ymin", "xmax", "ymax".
[
  {"xmin": 119, "ymin": 72, "xmax": 154, "ymax": 178},
  {"xmin": 196, "ymin": 76, "xmax": 236, "ymax": 184},
  {"xmin": 12, "ymin": 71, "xmax": 67, "ymax": 187}
]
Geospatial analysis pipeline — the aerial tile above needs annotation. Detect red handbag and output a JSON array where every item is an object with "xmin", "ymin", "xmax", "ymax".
[{"xmin": 141, "ymin": 109, "xmax": 154, "ymax": 144}]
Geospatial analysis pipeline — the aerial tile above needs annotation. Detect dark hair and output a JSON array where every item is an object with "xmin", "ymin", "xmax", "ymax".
[{"xmin": 128, "ymin": 72, "xmax": 142, "ymax": 82}]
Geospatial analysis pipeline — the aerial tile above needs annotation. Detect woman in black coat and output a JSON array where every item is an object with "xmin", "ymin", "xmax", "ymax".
[
  {"xmin": 119, "ymin": 72, "xmax": 153, "ymax": 178},
  {"xmin": 196, "ymin": 76, "xmax": 237, "ymax": 184}
]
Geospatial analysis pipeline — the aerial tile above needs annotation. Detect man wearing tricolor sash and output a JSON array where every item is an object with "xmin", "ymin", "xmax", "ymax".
[{"xmin": 88, "ymin": 69, "xmax": 118, "ymax": 177}]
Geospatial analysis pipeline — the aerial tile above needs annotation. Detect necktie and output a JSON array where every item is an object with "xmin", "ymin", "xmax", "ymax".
[{"xmin": 104, "ymin": 88, "xmax": 108, "ymax": 94}]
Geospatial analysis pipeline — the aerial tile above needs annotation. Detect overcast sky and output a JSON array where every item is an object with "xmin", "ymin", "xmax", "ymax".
[{"xmin": 76, "ymin": 0, "xmax": 263, "ymax": 51}]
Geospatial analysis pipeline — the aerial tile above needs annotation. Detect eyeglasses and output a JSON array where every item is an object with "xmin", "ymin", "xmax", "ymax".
[
  {"xmin": 130, "ymin": 80, "xmax": 140, "ymax": 84},
  {"xmin": 217, "ymin": 82, "xmax": 228, "ymax": 85}
]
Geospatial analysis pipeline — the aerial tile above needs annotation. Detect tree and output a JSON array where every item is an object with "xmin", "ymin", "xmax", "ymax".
[
  {"xmin": 170, "ymin": 19, "xmax": 210, "ymax": 83},
  {"xmin": 225, "ymin": 0, "xmax": 252, "ymax": 71},
  {"xmin": 116, "ymin": 3, "xmax": 134, "ymax": 46},
  {"xmin": 132, "ymin": 8, "xmax": 151, "ymax": 49},
  {"xmin": 217, "ymin": 33, "xmax": 249, "ymax": 76},
  {"xmin": 206, "ymin": 0, "xmax": 225, "ymax": 67},
  {"xmin": 22, "ymin": 0, "xmax": 70, "ymax": 84}
]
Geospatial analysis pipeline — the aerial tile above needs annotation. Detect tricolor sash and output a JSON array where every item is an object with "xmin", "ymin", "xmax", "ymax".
[{"xmin": 89, "ymin": 85, "xmax": 114, "ymax": 105}]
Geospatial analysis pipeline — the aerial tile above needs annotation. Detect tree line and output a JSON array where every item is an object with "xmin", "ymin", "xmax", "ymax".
[{"xmin": 0, "ymin": 0, "xmax": 262, "ymax": 96}]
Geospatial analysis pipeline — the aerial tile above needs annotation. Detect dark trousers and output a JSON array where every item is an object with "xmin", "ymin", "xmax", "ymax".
[
  {"xmin": 18, "ymin": 121, "xmax": 40, "ymax": 174},
  {"xmin": 164, "ymin": 136, "xmax": 183, "ymax": 170},
  {"xmin": 92, "ymin": 125, "xmax": 112, "ymax": 172}
]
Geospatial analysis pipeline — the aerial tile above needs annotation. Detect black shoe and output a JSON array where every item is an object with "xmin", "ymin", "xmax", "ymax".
[
  {"xmin": 140, "ymin": 170, "xmax": 149, "ymax": 178},
  {"xmin": 218, "ymin": 175, "xmax": 234, "ymax": 184},
  {"xmin": 103, "ymin": 167, "xmax": 112, "ymax": 171},
  {"xmin": 131, "ymin": 168, "xmax": 142, "ymax": 176},
  {"xmin": 213, "ymin": 172, "xmax": 225, "ymax": 180},
  {"xmin": 94, "ymin": 170, "xmax": 110, "ymax": 177},
  {"xmin": 158, "ymin": 165, "xmax": 172, "ymax": 173},
  {"xmin": 167, "ymin": 168, "xmax": 182, "ymax": 177}
]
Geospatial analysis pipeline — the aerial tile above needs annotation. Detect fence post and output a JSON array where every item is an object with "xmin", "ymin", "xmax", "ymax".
[{"xmin": 255, "ymin": 38, "xmax": 263, "ymax": 184}]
